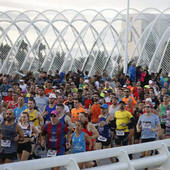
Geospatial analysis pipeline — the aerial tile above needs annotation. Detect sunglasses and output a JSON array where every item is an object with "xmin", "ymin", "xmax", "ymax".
[
  {"xmin": 8, "ymin": 91, "xmax": 13, "ymax": 92},
  {"xmin": 145, "ymin": 106, "xmax": 151, "ymax": 108},
  {"xmin": 50, "ymin": 114, "xmax": 57, "ymax": 117},
  {"xmin": 124, "ymin": 91, "xmax": 129, "ymax": 93}
]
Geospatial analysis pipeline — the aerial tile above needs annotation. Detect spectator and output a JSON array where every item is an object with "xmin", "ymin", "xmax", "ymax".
[{"xmin": 128, "ymin": 62, "xmax": 136, "ymax": 82}]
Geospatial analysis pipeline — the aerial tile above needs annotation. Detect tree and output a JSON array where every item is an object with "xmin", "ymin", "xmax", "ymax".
[
  {"xmin": 0, "ymin": 43, "xmax": 11, "ymax": 64},
  {"xmin": 37, "ymin": 43, "xmax": 46, "ymax": 68},
  {"xmin": 15, "ymin": 40, "xmax": 28, "ymax": 69},
  {"xmin": 52, "ymin": 51, "xmax": 66, "ymax": 71}
]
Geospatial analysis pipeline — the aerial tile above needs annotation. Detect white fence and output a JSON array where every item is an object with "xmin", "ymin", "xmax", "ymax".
[{"xmin": 1, "ymin": 139, "xmax": 170, "ymax": 170}]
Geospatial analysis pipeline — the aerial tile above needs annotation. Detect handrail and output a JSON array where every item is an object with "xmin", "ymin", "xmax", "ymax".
[{"xmin": 1, "ymin": 139, "xmax": 170, "ymax": 170}]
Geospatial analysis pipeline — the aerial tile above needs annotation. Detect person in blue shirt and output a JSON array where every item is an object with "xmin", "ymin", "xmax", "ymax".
[
  {"xmin": 21, "ymin": 90, "xmax": 29, "ymax": 106},
  {"xmin": 71, "ymin": 120, "xmax": 92, "ymax": 169},
  {"xmin": 137, "ymin": 104, "xmax": 161, "ymax": 159},
  {"xmin": 128, "ymin": 62, "xmax": 136, "ymax": 82},
  {"xmin": 14, "ymin": 96, "xmax": 28, "ymax": 122},
  {"xmin": 0, "ymin": 77, "xmax": 13, "ymax": 99}
]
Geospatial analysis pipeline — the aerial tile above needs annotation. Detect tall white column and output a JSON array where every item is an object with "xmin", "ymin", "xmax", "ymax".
[{"xmin": 124, "ymin": 0, "xmax": 130, "ymax": 75}]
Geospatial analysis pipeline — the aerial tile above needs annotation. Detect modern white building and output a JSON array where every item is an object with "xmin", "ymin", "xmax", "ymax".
[{"xmin": 0, "ymin": 8, "xmax": 170, "ymax": 76}]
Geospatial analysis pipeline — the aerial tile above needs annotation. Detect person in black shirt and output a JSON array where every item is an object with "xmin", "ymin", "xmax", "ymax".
[
  {"xmin": 64, "ymin": 93, "xmax": 74, "ymax": 111},
  {"xmin": 134, "ymin": 102, "xmax": 144, "ymax": 144}
]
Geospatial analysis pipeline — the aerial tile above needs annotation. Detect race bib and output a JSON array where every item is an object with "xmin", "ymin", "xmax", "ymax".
[
  {"xmin": 116, "ymin": 130, "xmax": 125, "ymax": 136},
  {"xmin": 1, "ymin": 140, "xmax": 11, "ymax": 147},
  {"xmin": 161, "ymin": 118, "xmax": 167, "ymax": 123},
  {"xmin": 45, "ymin": 120, "xmax": 51, "ymax": 124},
  {"xmin": 2, "ymin": 92, "xmax": 8, "ymax": 97},
  {"xmin": 97, "ymin": 135, "xmax": 107, "ymax": 142},
  {"xmin": 142, "ymin": 121, "xmax": 151, "ymax": 129},
  {"xmin": 47, "ymin": 149, "xmax": 57, "ymax": 157}
]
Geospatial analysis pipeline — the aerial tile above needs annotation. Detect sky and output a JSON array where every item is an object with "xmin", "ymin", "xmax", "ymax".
[{"xmin": 0, "ymin": 0, "xmax": 170, "ymax": 12}]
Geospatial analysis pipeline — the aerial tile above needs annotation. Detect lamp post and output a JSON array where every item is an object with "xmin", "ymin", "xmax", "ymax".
[{"xmin": 124, "ymin": 0, "xmax": 130, "ymax": 75}]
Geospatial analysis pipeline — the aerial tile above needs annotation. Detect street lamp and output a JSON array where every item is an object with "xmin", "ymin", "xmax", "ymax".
[{"xmin": 124, "ymin": 0, "xmax": 130, "ymax": 75}]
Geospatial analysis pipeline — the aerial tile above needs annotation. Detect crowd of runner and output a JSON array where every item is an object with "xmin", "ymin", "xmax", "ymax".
[{"xmin": 0, "ymin": 62, "xmax": 169, "ymax": 170}]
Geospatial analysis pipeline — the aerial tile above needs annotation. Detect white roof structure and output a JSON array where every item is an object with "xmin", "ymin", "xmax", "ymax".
[{"xmin": 0, "ymin": 8, "xmax": 170, "ymax": 76}]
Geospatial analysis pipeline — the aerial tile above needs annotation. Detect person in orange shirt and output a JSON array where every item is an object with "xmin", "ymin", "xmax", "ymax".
[
  {"xmin": 44, "ymin": 81, "xmax": 53, "ymax": 96},
  {"xmin": 89, "ymin": 92, "xmax": 101, "ymax": 124},
  {"xmin": 122, "ymin": 88, "xmax": 137, "ymax": 107},
  {"xmin": 71, "ymin": 98, "xmax": 86, "ymax": 124}
]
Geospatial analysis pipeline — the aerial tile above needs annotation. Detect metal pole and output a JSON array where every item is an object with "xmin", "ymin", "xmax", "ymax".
[{"xmin": 124, "ymin": 0, "xmax": 130, "ymax": 74}]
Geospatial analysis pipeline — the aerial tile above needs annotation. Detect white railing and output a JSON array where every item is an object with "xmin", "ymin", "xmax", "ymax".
[{"xmin": 1, "ymin": 139, "xmax": 170, "ymax": 170}]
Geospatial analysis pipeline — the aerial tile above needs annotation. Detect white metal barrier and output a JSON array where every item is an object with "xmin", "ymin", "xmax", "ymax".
[{"xmin": 1, "ymin": 139, "xmax": 170, "ymax": 170}]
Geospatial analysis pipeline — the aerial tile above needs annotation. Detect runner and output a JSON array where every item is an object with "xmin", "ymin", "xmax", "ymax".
[
  {"xmin": 89, "ymin": 92, "xmax": 101, "ymax": 125},
  {"xmin": 122, "ymin": 88, "xmax": 137, "ymax": 107},
  {"xmin": 0, "ymin": 109, "xmax": 24, "ymax": 164},
  {"xmin": 41, "ymin": 110, "xmax": 70, "ymax": 170},
  {"xmin": 24, "ymin": 98, "xmax": 43, "ymax": 159},
  {"xmin": 56, "ymin": 103, "xmax": 73, "ymax": 154},
  {"xmin": 24, "ymin": 98, "xmax": 44, "ymax": 130},
  {"xmin": 96, "ymin": 104, "xmax": 114, "ymax": 164},
  {"xmin": 34, "ymin": 86, "xmax": 48, "ymax": 113},
  {"xmin": 158, "ymin": 94, "xmax": 170, "ymax": 140},
  {"xmin": 136, "ymin": 104, "xmax": 160, "ymax": 162},
  {"xmin": 14, "ymin": 96, "xmax": 28, "ymax": 123},
  {"xmin": 71, "ymin": 98, "xmax": 86, "ymax": 125},
  {"xmin": 18, "ymin": 111, "xmax": 39, "ymax": 161},
  {"xmin": 8, "ymin": 92, "xmax": 19, "ymax": 110},
  {"xmin": 71, "ymin": 120, "xmax": 92, "ymax": 169},
  {"xmin": 114, "ymin": 101, "xmax": 134, "ymax": 160},
  {"xmin": 133, "ymin": 102, "xmax": 144, "ymax": 144},
  {"xmin": 42, "ymin": 93, "xmax": 57, "ymax": 125},
  {"xmin": 125, "ymin": 98, "xmax": 135, "ymax": 152}
]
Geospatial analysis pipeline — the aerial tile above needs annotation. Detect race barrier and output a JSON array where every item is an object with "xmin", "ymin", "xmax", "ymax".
[{"xmin": 1, "ymin": 139, "xmax": 170, "ymax": 170}]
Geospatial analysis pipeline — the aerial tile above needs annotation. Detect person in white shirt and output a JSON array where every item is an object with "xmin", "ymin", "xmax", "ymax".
[{"xmin": 19, "ymin": 80, "xmax": 27, "ymax": 91}]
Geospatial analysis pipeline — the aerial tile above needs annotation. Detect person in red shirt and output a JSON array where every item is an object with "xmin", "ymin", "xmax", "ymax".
[
  {"xmin": 133, "ymin": 87, "xmax": 142, "ymax": 101},
  {"xmin": 79, "ymin": 112, "xmax": 99, "ymax": 168},
  {"xmin": 84, "ymin": 91, "xmax": 93, "ymax": 112},
  {"xmin": 8, "ymin": 91, "xmax": 19, "ymax": 110},
  {"xmin": 4, "ymin": 88, "xmax": 13, "ymax": 104}
]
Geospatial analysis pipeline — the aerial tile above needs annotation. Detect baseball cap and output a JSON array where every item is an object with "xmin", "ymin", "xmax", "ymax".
[
  {"xmin": 55, "ymin": 90, "xmax": 61, "ymax": 93},
  {"xmin": 146, "ymin": 98, "xmax": 152, "ymax": 103},
  {"xmin": 49, "ymin": 93, "xmax": 56, "ymax": 99},
  {"xmin": 84, "ymin": 76, "xmax": 88, "ymax": 79},
  {"xmin": 50, "ymin": 110, "xmax": 58, "ymax": 116},
  {"xmin": 144, "ymin": 85, "xmax": 149, "ymax": 89},
  {"xmin": 149, "ymin": 80, "xmax": 153, "ymax": 84},
  {"xmin": 103, "ymin": 90, "xmax": 108, "ymax": 93},
  {"xmin": 21, "ymin": 90, "xmax": 27, "ymax": 93},
  {"xmin": 101, "ymin": 79, "xmax": 105, "ymax": 82},
  {"xmin": 119, "ymin": 101, "xmax": 126, "ymax": 105},
  {"xmin": 20, "ymin": 80, "xmax": 24, "ymax": 82},
  {"xmin": 113, "ymin": 96, "xmax": 118, "ymax": 100},
  {"xmin": 100, "ymin": 104, "xmax": 108, "ymax": 109},
  {"xmin": 108, "ymin": 89, "xmax": 113, "ymax": 93},
  {"xmin": 85, "ymin": 79, "xmax": 89, "ymax": 83}
]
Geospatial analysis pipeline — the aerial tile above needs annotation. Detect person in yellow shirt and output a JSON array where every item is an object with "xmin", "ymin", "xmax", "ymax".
[{"xmin": 114, "ymin": 101, "xmax": 135, "ymax": 148}]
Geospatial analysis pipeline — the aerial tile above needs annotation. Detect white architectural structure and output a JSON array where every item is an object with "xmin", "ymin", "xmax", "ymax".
[
  {"xmin": 1, "ymin": 139, "xmax": 170, "ymax": 170},
  {"xmin": 0, "ymin": 8, "xmax": 170, "ymax": 76}
]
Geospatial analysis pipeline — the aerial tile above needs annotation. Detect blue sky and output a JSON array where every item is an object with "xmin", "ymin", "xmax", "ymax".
[{"xmin": 0, "ymin": 0, "xmax": 169, "ymax": 11}]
